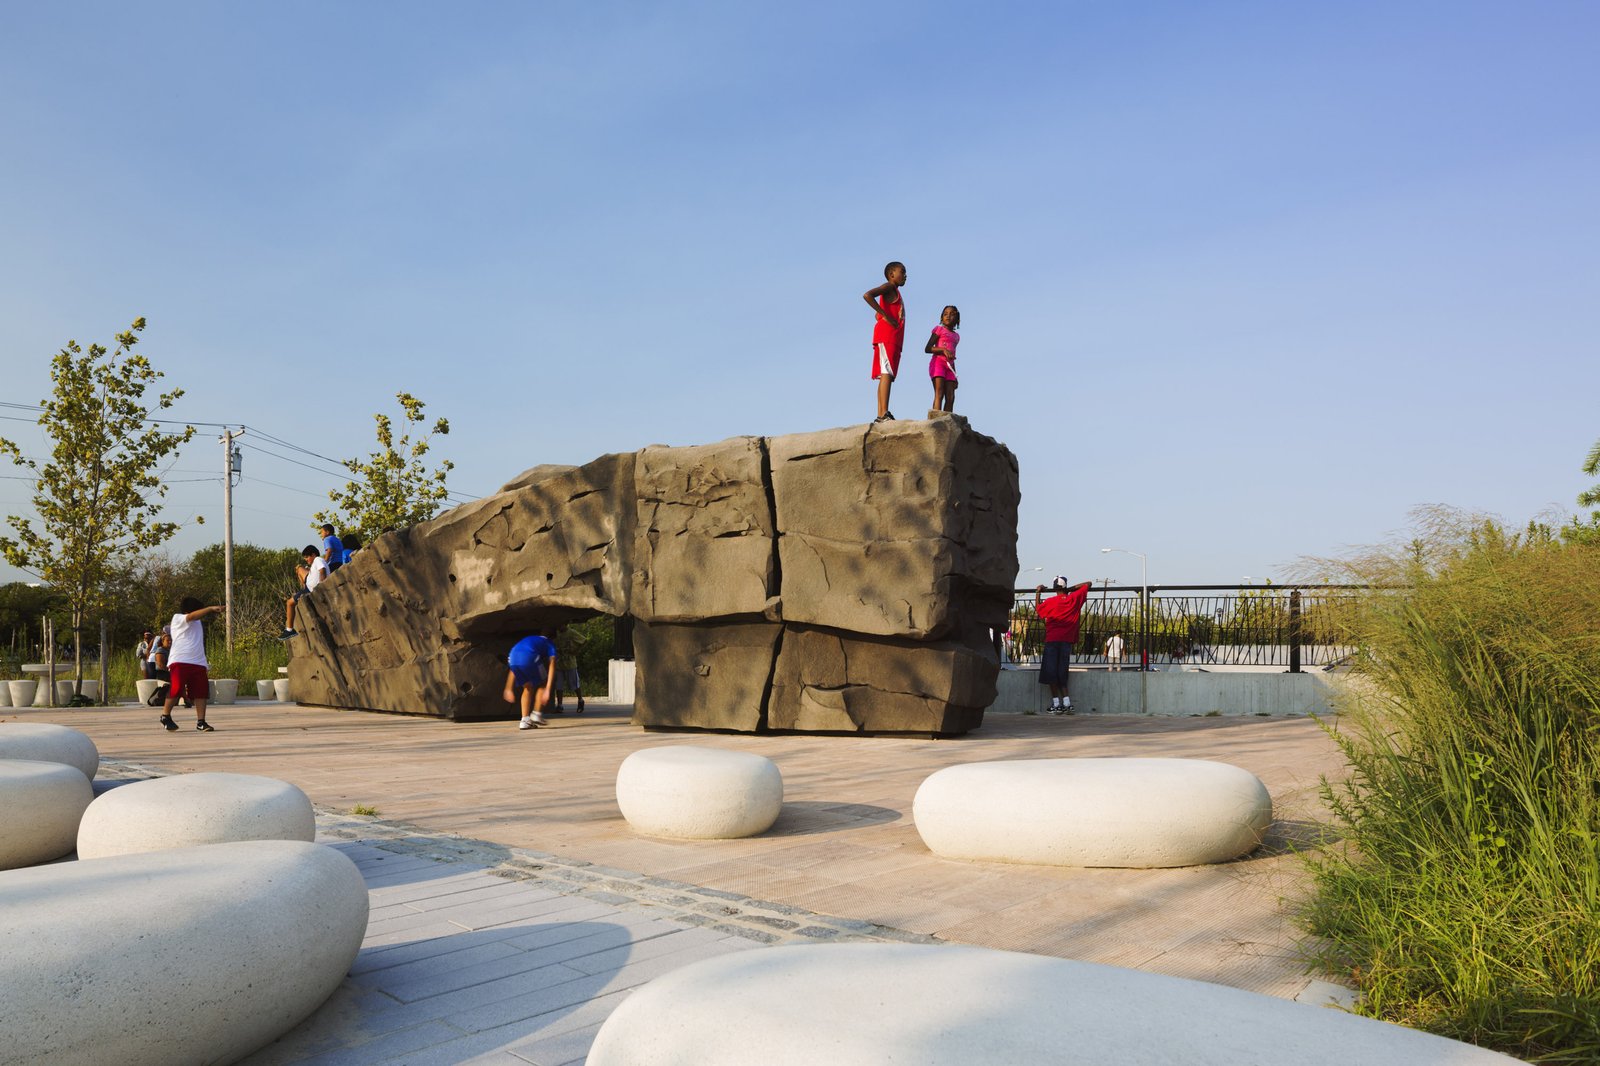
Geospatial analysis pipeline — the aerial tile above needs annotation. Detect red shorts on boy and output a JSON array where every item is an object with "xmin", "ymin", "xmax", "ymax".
[
  {"xmin": 872, "ymin": 341, "xmax": 902, "ymax": 380},
  {"xmin": 169, "ymin": 662, "xmax": 209, "ymax": 702}
]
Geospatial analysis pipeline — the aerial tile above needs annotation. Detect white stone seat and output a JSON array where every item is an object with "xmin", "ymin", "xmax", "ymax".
[
  {"xmin": 616, "ymin": 746, "xmax": 783, "ymax": 839},
  {"xmin": 0, "ymin": 722, "xmax": 99, "ymax": 779},
  {"xmin": 0, "ymin": 840, "xmax": 368, "ymax": 1066},
  {"xmin": 913, "ymin": 757, "xmax": 1272, "ymax": 868},
  {"xmin": 0, "ymin": 759, "xmax": 94, "ymax": 869},
  {"xmin": 76, "ymin": 772, "xmax": 316, "ymax": 859},
  {"xmin": 586, "ymin": 943, "xmax": 1519, "ymax": 1066}
]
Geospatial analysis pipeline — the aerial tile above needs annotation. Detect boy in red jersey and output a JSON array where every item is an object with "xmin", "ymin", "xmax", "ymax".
[
  {"xmin": 1036, "ymin": 576, "xmax": 1092, "ymax": 714},
  {"xmin": 863, "ymin": 261, "xmax": 907, "ymax": 422}
]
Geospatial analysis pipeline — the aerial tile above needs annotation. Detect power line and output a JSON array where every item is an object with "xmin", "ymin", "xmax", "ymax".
[{"xmin": 243, "ymin": 475, "xmax": 330, "ymax": 499}]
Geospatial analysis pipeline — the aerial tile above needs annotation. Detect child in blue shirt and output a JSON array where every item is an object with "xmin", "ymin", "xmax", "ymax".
[{"xmin": 504, "ymin": 633, "xmax": 557, "ymax": 730}]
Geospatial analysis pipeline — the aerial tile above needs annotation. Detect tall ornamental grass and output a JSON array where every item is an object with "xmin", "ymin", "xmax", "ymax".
[{"xmin": 1303, "ymin": 518, "xmax": 1600, "ymax": 1062}]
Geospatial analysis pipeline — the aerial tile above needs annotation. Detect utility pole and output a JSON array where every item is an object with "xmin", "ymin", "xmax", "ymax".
[{"xmin": 221, "ymin": 428, "xmax": 244, "ymax": 652}]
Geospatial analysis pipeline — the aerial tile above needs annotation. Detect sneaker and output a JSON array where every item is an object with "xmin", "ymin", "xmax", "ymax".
[
  {"xmin": 195, "ymin": 720, "xmax": 215, "ymax": 732},
  {"xmin": 530, "ymin": 712, "xmax": 545, "ymax": 726},
  {"xmin": 159, "ymin": 715, "xmax": 178, "ymax": 731},
  {"xmin": 519, "ymin": 716, "xmax": 535, "ymax": 730},
  {"xmin": 874, "ymin": 411, "xmax": 895, "ymax": 423},
  {"xmin": 576, "ymin": 699, "xmax": 585, "ymax": 714},
  {"xmin": 281, "ymin": 628, "xmax": 296, "ymax": 638}
]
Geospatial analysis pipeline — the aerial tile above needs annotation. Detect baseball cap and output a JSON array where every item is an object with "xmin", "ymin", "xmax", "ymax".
[{"xmin": 1051, "ymin": 576, "xmax": 1069, "ymax": 590}]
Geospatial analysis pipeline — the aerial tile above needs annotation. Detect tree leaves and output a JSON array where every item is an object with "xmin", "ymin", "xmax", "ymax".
[
  {"xmin": 314, "ymin": 391, "xmax": 454, "ymax": 544},
  {"xmin": 0, "ymin": 318, "xmax": 195, "ymax": 677}
]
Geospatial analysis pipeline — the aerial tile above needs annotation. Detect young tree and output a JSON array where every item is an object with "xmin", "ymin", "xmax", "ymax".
[
  {"xmin": 1580, "ymin": 437, "xmax": 1600, "ymax": 509},
  {"xmin": 0, "ymin": 318, "xmax": 196, "ymax": 693},
  {"xmin": 315, "ymin": 392, "xmax": 453, "ymax": 544}
]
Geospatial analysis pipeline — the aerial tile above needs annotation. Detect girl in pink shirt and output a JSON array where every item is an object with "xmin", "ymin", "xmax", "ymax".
[{"xmin": 925, "ymin": 305, "xmax": 961, "ymax": 412}]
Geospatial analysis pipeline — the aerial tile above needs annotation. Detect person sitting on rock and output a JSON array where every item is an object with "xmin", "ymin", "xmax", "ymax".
[
  {"xmin": 504, "ymin": 632, "xmax": 558, "ymax": 731},
  {"xmin": 283, "ymin": 544, "xmax": 328, "ymax": 637},
  {"xmin": 320, "ymin": 524, "xmax": 345, "ymax": 574}
]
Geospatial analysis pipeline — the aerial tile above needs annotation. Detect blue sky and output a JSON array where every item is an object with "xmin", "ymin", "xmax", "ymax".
[{"xmin": 2, "ymin": 1, "xmax": 1597, "ymax": 588}]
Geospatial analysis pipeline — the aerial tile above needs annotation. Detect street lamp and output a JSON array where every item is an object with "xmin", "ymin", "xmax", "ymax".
[
  {"xmin": 1100, "ymin": 547, "xmax": 1146, "ymax": 600},
  {"xmin": 1102, "ymin": 547, "xmax": 1150, "ymax": 712}
]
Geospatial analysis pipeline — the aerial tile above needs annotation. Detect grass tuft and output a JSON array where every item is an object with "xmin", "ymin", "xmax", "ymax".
[{"xmin": 1300, "ymin": 513, "xmax": 1600, "ymax": 1061}]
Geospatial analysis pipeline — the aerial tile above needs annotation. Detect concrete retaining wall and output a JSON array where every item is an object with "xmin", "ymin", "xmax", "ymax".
[
  {"xmin": 606, "ymin": 660, "xmax": 1350, "ymax": 719},
  {"xmin": 993, "ymin": 666, "xmax": 1351, "ymax": 717}
]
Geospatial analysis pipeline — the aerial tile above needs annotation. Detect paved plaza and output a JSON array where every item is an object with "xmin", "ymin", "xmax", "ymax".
[{"xmin": 23, "ymin": 699, "xmax": 1353, "ymax": 1064}]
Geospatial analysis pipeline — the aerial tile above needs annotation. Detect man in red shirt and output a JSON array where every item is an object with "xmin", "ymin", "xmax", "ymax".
[{"xmin": 1035, "ymin": 576, "xmax": 1092, "ymax": 714}]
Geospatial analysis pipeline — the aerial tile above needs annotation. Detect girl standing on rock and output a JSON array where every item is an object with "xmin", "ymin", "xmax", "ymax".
[{"xmin": 925, "ymin": 304, "xmax": 961, "ymax": 413}]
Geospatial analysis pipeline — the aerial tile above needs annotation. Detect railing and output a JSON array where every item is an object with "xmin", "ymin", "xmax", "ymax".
[{"xmin": 1003, "ymin": 584, "xmax": 1365, "ymax": 672}]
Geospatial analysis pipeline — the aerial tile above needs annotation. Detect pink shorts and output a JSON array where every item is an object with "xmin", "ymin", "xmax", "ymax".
[
  {"xmin": 929, "ymin": 355, "xmax": 957, "ymax": 382},
  {"xmin": 169, "ymin": 662, "xmax": 209, "ymax": 702}
]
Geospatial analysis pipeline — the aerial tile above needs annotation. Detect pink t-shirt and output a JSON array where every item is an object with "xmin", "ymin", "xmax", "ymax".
[{"xmin": 928, "ymin": 325, "xmax": 960, "ymax": 381}]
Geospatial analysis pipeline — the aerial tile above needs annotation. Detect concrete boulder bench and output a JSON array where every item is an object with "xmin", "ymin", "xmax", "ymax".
[
  {"xmin": 913, "ymin": 757, "xmax": 1272, "ymax": 868},
  {"xmin": 586, "ymin": 943, "xmax": 1519, "ymax": 1065},
  {"xmin": 0, "ymin": 759, "xmax": 95, "ymax": 869},
  {"xmin": 77, "ymin": 772, "xmax": 316, "ymax": 859},
  {"xmin": 0, "ymin": 840, "xmax": 368, "ymax": 1066},
  {"xmin": 0, "ymin": 722, "xmax": 99, "ymax": 780},
  {"xmin": 616, "ymin": 746, "xmax": 783, "ymax": 839}
]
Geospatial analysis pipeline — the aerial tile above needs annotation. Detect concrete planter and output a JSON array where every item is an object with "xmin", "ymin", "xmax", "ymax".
[
  {"xmin": 209, "ymin": 679, "xmax": 239, "ymax": 705},
  {"xmin": 135, "ymin": 679, "xmax": 164, "ymax": 705},
  {"xmin": 55, "ymin": 679, "xmax": 102, "ymax": 703},
  {"xmin": 6, "ymin": 680, "xmax": 37, "ymax": 707},
  {"xmin": 0, "ymin": 684, "xmax": 10, "ymax": 708},
  {"xmin": 256, "ymin": 680, "xmax": 275, "ymax": 701},
  {"xmin": 273, "ymin": 678, "xmax": 291, "ymax": 703}
]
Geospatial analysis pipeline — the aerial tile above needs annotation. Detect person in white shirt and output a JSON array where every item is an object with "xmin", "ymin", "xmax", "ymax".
[
  {"xmin": 1104, "ymin": 631, "xmax": 1126, "ymax": 672},
  {"xmin": 283, "ymin": 544, "xmax": 329, "ymax": 637},
  {"xmin": 160, "ymin": 596, "xmax": 223, "ymax": 731}
]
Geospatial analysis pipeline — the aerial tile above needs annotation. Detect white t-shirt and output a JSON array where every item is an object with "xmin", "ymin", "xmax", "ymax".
[
  {"xmin": 306, "ymin": 556, "xmax": 328, "ymax": 592},
  {"xmin": 168, "ymin": 612, "xmax": 207, "ymax": 667}
]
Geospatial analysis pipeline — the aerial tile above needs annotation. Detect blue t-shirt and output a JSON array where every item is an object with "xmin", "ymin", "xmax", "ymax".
[
  {"xmin": 323, "ymin": 533, "xmax": 345, "ymax": 567},
  {"xmin": 508, "ymin": 636, "xmax": 557, "ymax": 679}
]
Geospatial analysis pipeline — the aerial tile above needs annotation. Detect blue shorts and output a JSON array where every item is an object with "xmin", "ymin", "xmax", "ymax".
[
  {"xmin": 510, "ymin": 662, "xmax": 547, "ymax": 690},
  {"xmin": 1039, "ymin": 642, "xmax": 1073, "ymax": 686}
]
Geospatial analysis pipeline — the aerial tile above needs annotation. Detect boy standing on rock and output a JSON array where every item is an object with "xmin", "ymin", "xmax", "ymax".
[{"xmin": 863, "ymin": 261, "xmax": 907, "ymax": 423}]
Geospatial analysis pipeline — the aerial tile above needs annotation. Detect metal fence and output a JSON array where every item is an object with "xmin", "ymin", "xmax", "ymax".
[{"xmin": 1003, "ymin": 585, "xmax": 1364, "ymax": 671}]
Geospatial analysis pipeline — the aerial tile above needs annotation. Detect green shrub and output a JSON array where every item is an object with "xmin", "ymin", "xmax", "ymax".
[{"xmin": 1302, "ymin": 516, "xmax": 1600, "ymax": 1061}]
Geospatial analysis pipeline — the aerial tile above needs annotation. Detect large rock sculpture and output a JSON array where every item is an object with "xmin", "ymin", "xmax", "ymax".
[{"xmin": 289, "ymin": 416, "xmax": 1018, "ymax": 735}]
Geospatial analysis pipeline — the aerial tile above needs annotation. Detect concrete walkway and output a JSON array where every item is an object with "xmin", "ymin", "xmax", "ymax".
[{"xmin": 22, "ymin": 699, "xmax": 1352, "ymax": 1064}]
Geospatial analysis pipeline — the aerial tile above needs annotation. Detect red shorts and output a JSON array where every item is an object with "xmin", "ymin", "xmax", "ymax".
[
  {"xmin": 871, "ymin": 341, "xmax": 902, "ymax": 380},
  {"xmin": 169, "ymin": 662, "xmax": 210, "ymax": 702}
]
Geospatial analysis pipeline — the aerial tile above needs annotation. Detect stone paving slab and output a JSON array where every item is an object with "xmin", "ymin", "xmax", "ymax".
[{"xmin": 17, "ymin": 698, "xmax": 1352, "ymax": 1062}]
